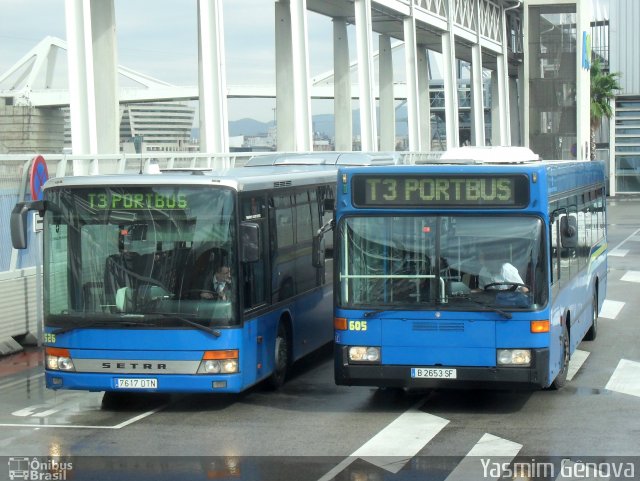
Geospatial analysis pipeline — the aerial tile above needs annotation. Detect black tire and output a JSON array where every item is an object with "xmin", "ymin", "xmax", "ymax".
[
  {"xmin": 584, "ymin": 293, "xmax": 598, "ymax": 341},
  {"xmin": 101, "ymin": 391, "xmax": 130, "ymax": 410},
  {"xmin": 265, "ymin": 322, "xmax": 290, "ymax": 390},
  {"xmin": 551, "ymin": 323, "xmax": 570, "ymax": 390}
]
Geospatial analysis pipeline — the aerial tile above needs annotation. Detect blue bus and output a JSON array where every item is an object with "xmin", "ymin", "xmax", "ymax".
[
  {"xmin": 331, "ymin": 150, "xmax": 607, "ymax": 389},
  {"xmin": 11, "ymin": 164, "xmax": 338, "ymax": 396}
]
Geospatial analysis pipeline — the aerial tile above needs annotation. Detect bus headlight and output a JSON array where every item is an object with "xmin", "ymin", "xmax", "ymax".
[
  {"xmin": 198, "ymin": 350, "xmax": 239, "ymax": 374},
  {"xmin": 45, "ymin": 347, "xmax": 75, "ymax": 371},
  {"xmin": 497, "ymin": 349, "xmax": 531, "ymax": 367},
  {"xmin": 348, "ymin": 346, "xmax": 380, "ymax": 363}
]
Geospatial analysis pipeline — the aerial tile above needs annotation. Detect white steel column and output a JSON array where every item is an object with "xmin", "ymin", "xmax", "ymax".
[
  {"xmin": 198, "ymin": 0, "xmax": 229, "ymax": 156},
  {"xmin": 379, "ymin": 35, "xmax": 395, "ymax": 151},
  {"xmin": 418, "ymin": 47, "xmax": 431, "ymax": 151},
  {"xmin": 499, "ymin": 4, "xmax": 512, "ymax": 145},
  {"xmin": 334, "ymin": 18, "xmax": 352, "ymax": 151},
  {"xmin": 470, "ymin": 0, "xmax": 485, "ymax": 147},
  {"xmin": 275, "ymin": 0, "xmax": 312, "ymax": 152},
  {"xmin": 275, "ymin": 1, "xmax": 295, "ymax": 152},
  {"xmin": 290, "ymin": 0, "xmax": 312, "ymax": 151},
  {"xmin": 354, "ymin": 0, "xmax": 378, "ymax": 151},
  {"xmin": 90, "ymin": 0, "xmax": 119, "ymax": 156},
  {"xmin": 404, "ymin": 14, "xmax": 421, "ymax": 151},
  {"xmin": 576, "ymin": 0, "xmax": 592, "ymax": 160},
  {"xmin": 65, "ymin": 0, "xmax": 118, "ymax": 172},
  {"xmin": 442, "ymin": 1, "xmax": 459, "ymax": 149},
  {"xmin": 470, "ymin": 45, "xmax": 485, "ymax": 145}
]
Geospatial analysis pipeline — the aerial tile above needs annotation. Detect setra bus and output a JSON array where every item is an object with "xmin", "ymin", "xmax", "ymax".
[
  {"xmin": 330, "ymin": 147, "xmax": 607, "ymax": 389},
  {"xmin": 11, "ymin": 163, "xmax": 341, "ymax": 396}
]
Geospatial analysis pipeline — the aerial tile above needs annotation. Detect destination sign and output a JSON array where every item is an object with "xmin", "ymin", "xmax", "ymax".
[
  {"xmin": 352, "ymin": 174, "xmax": 529, "ymax": 208},
  {"xmin": 87, "ymin": 192, "xmax": 188, "ymax": 210}
]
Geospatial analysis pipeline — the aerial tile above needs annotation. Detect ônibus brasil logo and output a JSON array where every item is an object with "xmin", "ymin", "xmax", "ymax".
[{"xmin": 8, "ymin": 457, "xmax": 73, "ymax": 480}]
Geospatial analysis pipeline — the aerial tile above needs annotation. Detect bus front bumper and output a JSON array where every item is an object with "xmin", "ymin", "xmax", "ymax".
[
  {"xmin": 45, "ymin": 370, "xmax": 248, "ymax": 393},
  {"xmin": 334, "ymin": 347, "xmax": 551, "ymax": 390}
]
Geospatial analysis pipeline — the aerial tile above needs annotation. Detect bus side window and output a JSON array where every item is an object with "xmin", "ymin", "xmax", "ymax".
[{"xmin": 271, "ymin": 194, "xmax": 295, "ymax": 301}]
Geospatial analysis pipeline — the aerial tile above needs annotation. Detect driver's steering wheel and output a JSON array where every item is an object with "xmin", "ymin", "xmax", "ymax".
[{"xmin": 484, "ymin": 282, "xmax": 529, "ymax": 292}]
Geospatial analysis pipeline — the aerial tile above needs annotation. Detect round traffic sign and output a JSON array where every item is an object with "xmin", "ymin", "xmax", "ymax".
[{"xmin": 30, "ymin": 155, "xmax": 49, "ymax": 201}]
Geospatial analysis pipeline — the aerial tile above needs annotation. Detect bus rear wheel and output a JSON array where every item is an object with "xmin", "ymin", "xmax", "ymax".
[
  {"xmin": 584, "ymin": 293, "xmax": 598, "ymax": 341},
  {"xmin": 551, "ymin": 324, "xmax": 570, "ymax": 390},
  {"xmin": 265, "ymin": 322, "xmax": 290, "ymax": 390}
]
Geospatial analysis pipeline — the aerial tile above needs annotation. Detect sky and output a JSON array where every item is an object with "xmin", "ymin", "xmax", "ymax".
[
  {"xmin": 0, "ymin": 0, "xmax": 611, "ymax": 123},
  {"xmin": 0, "ymin": 0, "xmax": 342, "ymax": 122}
]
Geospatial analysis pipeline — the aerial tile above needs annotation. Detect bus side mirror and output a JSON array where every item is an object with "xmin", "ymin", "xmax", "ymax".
[
  {"xmin": 312, "ymin": 235, "xmax": 325, "ymax": 268},
  {"xmin": 323, "ymin": 198, "xmax": 335, "ymax": 213},
  {"xmin": 11, "ymin": 203, "xmax": 30, "ymax": 249},
  {"xmin": 11, "ymin": 202, "xmax": 42, "ymax": 249},
  {"xmin": 560, "ymin": 215, "xmax": 578, "ymax": 248},
  {"xmin": 240, "ymin": 222, "xmax": 260, "ymax": 263}
]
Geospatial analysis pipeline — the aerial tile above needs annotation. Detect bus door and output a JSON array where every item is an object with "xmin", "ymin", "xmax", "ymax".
[{"xmin": 239, "ymin": 193, "xmax": 269, "ymax": 382}]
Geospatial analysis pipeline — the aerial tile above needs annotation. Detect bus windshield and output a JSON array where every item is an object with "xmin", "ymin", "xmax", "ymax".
[
  {"xmin": 338, "ymin": 215, "xmax": 547, "ymax": 310},
  {"xmin": 44, "ymin": 186, "xmax": 238, "ymax": 328}
]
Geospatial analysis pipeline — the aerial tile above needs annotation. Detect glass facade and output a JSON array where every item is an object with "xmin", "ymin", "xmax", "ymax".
[
  {"xmin": 528, "ymin": 5, "xmax": 578, "ymax": 160},
  {"xmin": 615, "ymin": 97, "xmax": 640, "ymax": 193}
]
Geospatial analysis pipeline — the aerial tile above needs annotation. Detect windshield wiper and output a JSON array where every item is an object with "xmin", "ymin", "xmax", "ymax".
[
  {"xmin": 450, "ymin": 296, "xmax": 513, "ymax": 320},
  {"xmin": 146, "ymin": 312, "xmax": 222, "ymax": 338},
  {"xmin": 52, "ymin": 317, "xmax": 150, "ymax": 335},
  {"xmin": 362, "ymin": 306, "xmax": 422, "ymax": 317}
]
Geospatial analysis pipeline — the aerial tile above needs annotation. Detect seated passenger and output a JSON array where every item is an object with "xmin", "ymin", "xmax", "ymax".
[{"xmin": 476, "ymin": 249, "xmax": 528, "ymax": 292}]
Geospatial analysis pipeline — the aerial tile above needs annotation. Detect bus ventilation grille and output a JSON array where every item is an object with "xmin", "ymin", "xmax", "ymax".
[
  {"xmin": 412, "ymin": 322, "xmax": 464, "ymax": 332},
  {"xmin": 274, "ymin": 180, "xmax": 292, "ymax": 188}
]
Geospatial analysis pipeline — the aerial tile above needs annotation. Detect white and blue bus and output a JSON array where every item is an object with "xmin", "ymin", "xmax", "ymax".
[
  {"xmin": 11, "ymin": 163, "xmax": 339, "ymax": 396},
  {"xmin": 332, "ymin": 149, "xmax": 607, "ymax": 389}
]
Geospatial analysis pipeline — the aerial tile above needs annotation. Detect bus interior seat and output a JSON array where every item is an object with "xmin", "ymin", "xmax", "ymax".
[
  {"xmin": 115, "ymin": 286, "xmax": 134, "ymax": 312},
  {"xmin": 82, "ymin": 281, "xmax": 105, "ymax": 311},
  {"xmin": 104, "ymin": 252, "xmax": 140, "ymax": 308}
]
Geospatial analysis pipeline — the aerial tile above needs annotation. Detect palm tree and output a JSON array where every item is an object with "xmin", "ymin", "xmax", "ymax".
[{"xmin": 590, "ymin": 58, "xmax": 621, "ymax": 160}]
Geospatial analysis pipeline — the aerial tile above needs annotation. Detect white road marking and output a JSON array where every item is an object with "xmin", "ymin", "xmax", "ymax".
[
  {"xmin": 444, "ymin": 434, "xmax": 522, "ymax": 481},
  {"xmin": 567, "ymin": 349, "xmax": 590, "ymax": 381},
  {"xmin": 605, "ymin": 359, "xmax": 640, "ymax": 398},
  {"xmin": 2, "ymin": 386, "xmax": 167, "ymax": 429},
  {"xmin": 353, "ymin": 410, "xmax": 450, "ymax": 473},
  {"xmin": 610, "ymin": 228, "xmax": 640, "ymax": 253},
  {"xmin": 317, "ymin": 404, "xmax": 449, "ymax": 480},
  {"xmin": 620, "ymin": 271, "xmax": 640, "ymax": 283},
  {"xmin": 0, "ymin": 373, "xmax": 44, "ymax": 391},
  {"xmin": 599, "ymin": 300, "xmax": 624, "ymax": 320},
  {"xmin": 608, "ymin": 249, "xmax": 628, "ymax": 257},
  {"xmin": 0, "ymin": 405, "xmax": 166, "ymax": 429}
]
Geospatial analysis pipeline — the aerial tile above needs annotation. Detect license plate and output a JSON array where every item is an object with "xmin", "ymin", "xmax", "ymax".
[
  {"xmin": 411, "ymin": 368, "xmax": 457, "ymax": 379},
  {"xmin": 116, "ymin": 378, "xmax": 158, "ymax": 389}
]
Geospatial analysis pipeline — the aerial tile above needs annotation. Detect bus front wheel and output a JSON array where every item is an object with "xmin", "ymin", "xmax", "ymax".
[
  {"xmin": 550, "ymin": 323, "xmax": 570, "ymax": 390},
  {"xmin": 265, "ymin": 322, "xmax": 290, "ymax": 390}
]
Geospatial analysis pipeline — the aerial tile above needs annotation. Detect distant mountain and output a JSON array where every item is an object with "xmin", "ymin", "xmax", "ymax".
[
  {"xmin": 192, "ymin": 106, "xmax": 412, "ymax": 140},
  {"xmin": 229, "ymin": 118, "xmax": 274, "ymax": 136},
  {"xmin": 312, "ymin": 106, "xmax": 410, "ymax": 137}
]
